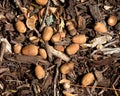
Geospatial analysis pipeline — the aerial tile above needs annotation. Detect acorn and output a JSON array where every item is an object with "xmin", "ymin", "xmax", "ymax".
[
  {"xmin": 15, "ymin": 20, "xmax": 26, "ymax": 33},
  {"xmin": 66, "ymin": 44, "xmax": 79, "ymax": 55},
  {"xmin": 35, "ymin": 64, "xmax": 45, "ymax": 79},
  {"xmin": 81, "ymin": 73, "xmax": 95, "ymax": 86},
  {"xmin": 72, "ymin": 34, "xmax": 87, "ymax": 44},
  {"xmin": 35, "ymin": 0, "xmax": 48, "ymax": 6},
  {"xmin": 60, "ymin": 62, "xmax": 74, "ymax": 74},
  {"xmin": 42, "ymin": 26, "xmax": 53, "ymax": 42},
  {"xmin": 107, "ymin": 15, "xmax": 117, "ymax": 26},
  {"xmin": 94, "ymin": 22, "xmax": 107, "ymax": 33},
  {"xmin": 51, "ymin": 33, "xmax": 61, "ymax": 43},
  {"xmin": 54, "ymin": 45, "xmax": 64, "ymax": 52},
  {"xmin": 22, "ymin": 45, "xmax": 38, "ymax": 56},
  {"xmin": 38, "ymin": 48, "xmax": 47, "ymax": 59},
  {"xmin": 13, "ymin": 44, "xmax": 22, "ymax": 54}
]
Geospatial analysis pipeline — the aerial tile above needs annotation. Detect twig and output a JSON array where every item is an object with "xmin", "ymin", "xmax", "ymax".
[
  {"xmin": 46, "ymin": 43, "xmax": 70, "ymax": 62},
  {"xmin": 4, "ymin": 54, "xmax": 49, "ymax": 64},
  {"xmin": 0, "ymin": 67, "xmax": 9, "ymax": 74},
  {"xmin": 39, "ymin": 0, "xmax": 50, "ymax": 32},
  {"xmin": 54, "ymin": 59, "xmax": 62, "ymax": 96},
  {"xmin": 71, "ymin": 84, "xmax": 120, "ymax": 91},
  {"xmin": 112, "ymin": 75, "xmax": 120, "ymax": 96},
  {"xmin": 0, "ymin": 41, "xmax": 6, "ymax": 62}
]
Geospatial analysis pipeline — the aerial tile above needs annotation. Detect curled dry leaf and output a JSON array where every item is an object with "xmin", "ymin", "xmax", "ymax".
[
  {"xmin": 26, "ymin": 14, "xmax": 38, "ymax": 30},
  {"xmin": 46, "ymin": 44, "xmax": 70, "ymax": 62},
  {"xmin": 81, "ymin": 73, "xmax": 95, "ymax": 86},
  {"xmin": 35, "ymin": 64, "xmax": 45, "ymax": 79}
]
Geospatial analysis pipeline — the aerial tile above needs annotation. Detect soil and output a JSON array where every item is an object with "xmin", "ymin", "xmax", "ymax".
[{"xmin": 0, "ymin": 0, "xmax": 120, "ymax": 96}]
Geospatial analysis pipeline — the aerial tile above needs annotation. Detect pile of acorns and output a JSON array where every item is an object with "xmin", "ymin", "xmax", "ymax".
[{"xmin": 12, "ymin": 0, "xmax": 118, "ymax": 95}]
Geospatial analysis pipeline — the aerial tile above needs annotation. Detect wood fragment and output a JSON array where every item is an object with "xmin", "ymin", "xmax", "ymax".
[
  {"xmin": 4, "ymin": 54, "xmax": 48, "ymax": 64},
  {"xmin": 0, "ymin": 41, "xmax": 6, "ymax": 62},
  {"xmin": 46, "ymin": 44, "xmax": 70, "ymax": 62}
]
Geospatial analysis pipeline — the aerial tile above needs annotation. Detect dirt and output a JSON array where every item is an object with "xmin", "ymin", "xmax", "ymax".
[{"xmin": 0, "ymin": 0, "xmax": 120, "ymax": 96}]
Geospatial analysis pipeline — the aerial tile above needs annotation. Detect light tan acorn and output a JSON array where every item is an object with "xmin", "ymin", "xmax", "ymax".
[
  {"xmin": 42, "ymin": 26, "xmax": 53, "ymax": 42},
  {"xmin": 15, "ymin": 20, "xmax": 26, "ymax": 33},
  {"xmin": 107, "ymin": 15, "xmax": 117, "ymax": 26},
  {"xmin": 81, "ymin": 73, "xmax": 95, "ymax": 86},
  {"xmin": 66, "ymin": 44, "xmax": 79, "ymax": 55},
  {"xmin": 35, "ymin": 64, "xmax": 45, "ymax": 79},
  {"xmin": 94, "ymin": 22, "xmax": 107, "ymax": 33},
  {"xmin": 22, "ymin": 45, "xmax": 38, "ymax": 56}
]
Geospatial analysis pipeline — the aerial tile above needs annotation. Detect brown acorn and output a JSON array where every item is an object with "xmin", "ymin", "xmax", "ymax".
[
  {"xmin": 15, "ymin": 20, "xmax": 26, "ymax": 33},
  {"xmin": 66, "ymin": 44, "xmax": 79, "ymax": 55},
  {"xmin": 72, "ymin": 34, "xmax": 87, "ymax": 44},
  {"xmin": 42, "ymin": 26, "xmax": 53, "ymax": 42},
  {"xmin": 22, "ymin": 45, "xmax": 38, "ymax": 56},
  {"xmin": 94, "ymin": 22, "xmax": 107, "ymax": 33},
  {"xmin": 35, "ymin": 0, "xmax": 48, "ymax": 6},
  {"xmin": 51, "ymin": 33, "xmax": 61, "ymax": 43},
  {"xmin": 81, "ymin": 73, "xmax": 95, "ymax": 86},
  {"xmin": 38, "ymin": 48, "xmax": 47, "ymax": 59},
  {"xmin": 107, "ymin": 15, "xmax": 117, "ymax": 26},
  {"xmin": 35, "ymin": 64, "xmax": 45, "ymax": 79}
]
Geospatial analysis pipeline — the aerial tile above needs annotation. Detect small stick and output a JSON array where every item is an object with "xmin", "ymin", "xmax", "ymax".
[
  {"xmin": 54, "ymin": 59, "xmax": 61, "ymax": 96},
  {"xmin": 0, "ymin": 41, "xmax": 6, "ymax": 62},
  {"xmin": 39, "ymin": 0, "xmax": 50, "ymax": 32},
  {"xmin": 46, "ymin": 43, "xmax": 70, "ymax": 62}
]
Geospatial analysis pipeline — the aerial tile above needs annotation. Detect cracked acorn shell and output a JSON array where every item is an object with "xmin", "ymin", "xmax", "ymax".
[
  {"xmin": 35, "ymin": 65, "xmax": 45, "ymax": 79},
  {"xmin": 15, "ymin": 20, "xmax": 26, "ymax": 33},
  {"xmin": 81, "ymin": 73, "xmax": 95, "ymax": 86},
  {"xmin": 22, "ymin": 45, "xmax": 38, "ymax": 56}
]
